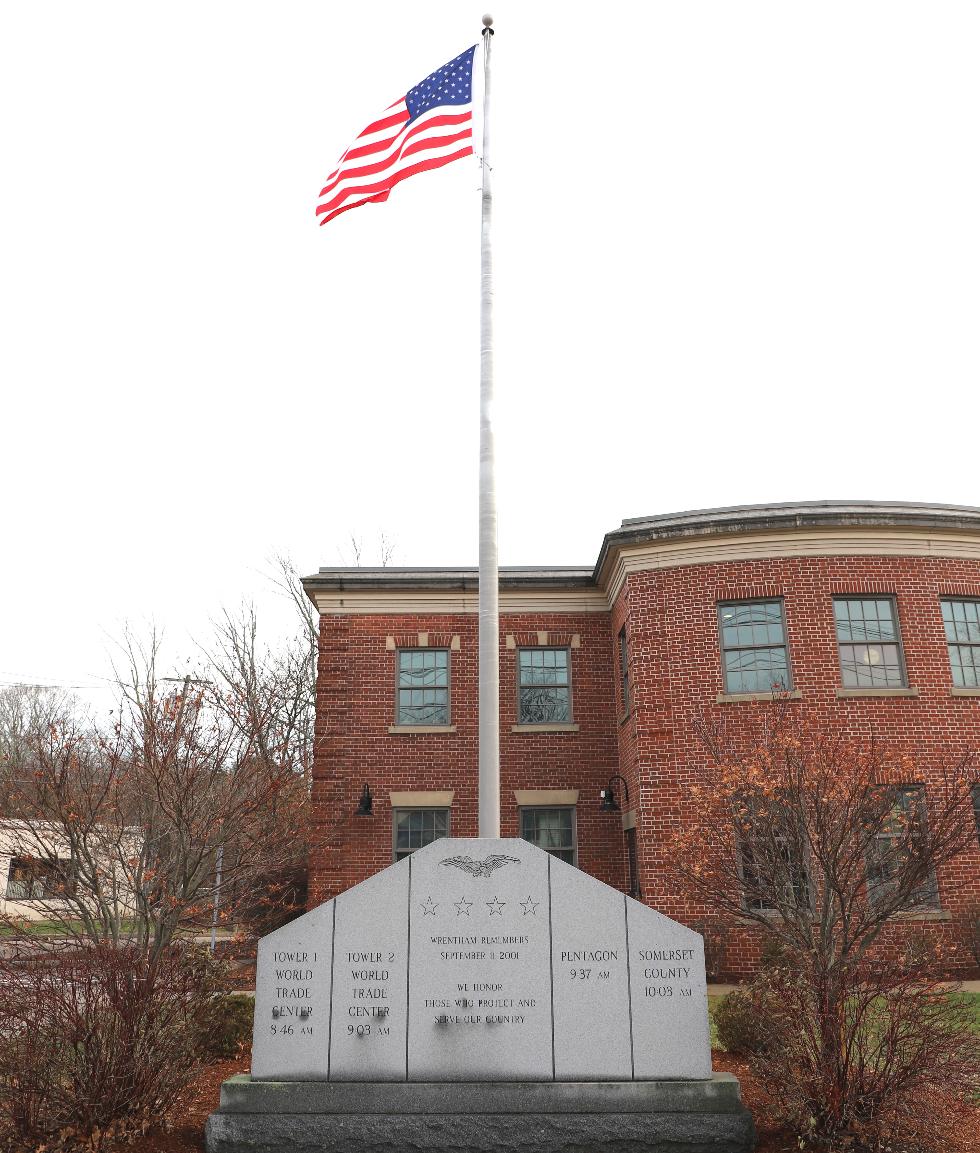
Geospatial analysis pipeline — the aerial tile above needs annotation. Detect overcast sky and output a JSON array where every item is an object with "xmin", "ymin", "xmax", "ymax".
[{"xmin": 1, "ymin": 2, "xmax": 978, "ymax": 698}]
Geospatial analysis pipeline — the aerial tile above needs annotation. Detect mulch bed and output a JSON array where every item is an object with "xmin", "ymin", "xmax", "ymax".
[{"xmin": 126, "ymin": 1048, "xmax": 980, "ymax": 1153}]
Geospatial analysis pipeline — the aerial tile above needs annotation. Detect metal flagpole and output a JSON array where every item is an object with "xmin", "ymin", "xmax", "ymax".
[{"xmin": 478, "ymin": 14, "xmax": 499, "ymax": 838}]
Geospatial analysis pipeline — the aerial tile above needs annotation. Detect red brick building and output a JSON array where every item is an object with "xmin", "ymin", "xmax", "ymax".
[{"xmin": 303, "ymin": 502, "xmax": 980, "ymax": 976}]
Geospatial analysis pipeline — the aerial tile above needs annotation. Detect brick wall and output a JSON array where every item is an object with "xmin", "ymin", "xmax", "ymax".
[
  {"xmin": 616, "ymin": 553, "xmax": 980, "ymax": 977},
  {"xmin": 308, "ymin": 552, "xmax": 980, "ymax": 978},
  {"xmin": 308, "ymin": 611, "xmax": 623, "ymax": 903}
]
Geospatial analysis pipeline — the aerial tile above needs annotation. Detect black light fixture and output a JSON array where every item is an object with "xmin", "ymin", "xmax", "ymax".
[
  {"xmin": 356, "ymin": 783, "xmax": 374, "ymax": 816},
  {"xmin": 600, "ymin": 774, "xmax": 630, "ymax": 812}
]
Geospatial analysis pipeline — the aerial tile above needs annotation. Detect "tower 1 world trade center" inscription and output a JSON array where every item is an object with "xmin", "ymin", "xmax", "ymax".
[{"xmin": 251, "ymin": 837, "xmax": 711, "ymax": 1083}]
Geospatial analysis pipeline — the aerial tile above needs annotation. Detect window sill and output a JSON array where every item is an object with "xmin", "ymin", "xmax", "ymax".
[
  {"xmin": 510, "ymin": 723, "xmax": 580, "ymax": 733},
  {"xmin": 951, "ymin": 687, "xmax": 980, "ymax": 697},
  {"xmin": 836, "ymin": 688, "xmax": 919, "ymax": 699},
  {"xmin": 888, "ymin": 908, "xmax": 951, "ymax": 922},
  {"xmin": 716, "ymin": 690, "xmax": 802, "ymax": 703},
  {"xmin": 387, "ymin": 725, "xmax": 457, "ymax": 734},
  {"xmin": 737, "ymin": 908, "xmax": 950, "ymax": 924}
]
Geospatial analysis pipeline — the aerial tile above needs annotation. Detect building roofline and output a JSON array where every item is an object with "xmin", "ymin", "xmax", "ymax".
[
  {"xmin": 302, "ymin": 566, "xmax": 596, "ymax": 598},
  {"xmin": 302, "ymin": 502, "xmax": 980, "ymax": 605},
  {"xmin": 594, "ymin": 500, "xmax": 980, "ymax": 582}
]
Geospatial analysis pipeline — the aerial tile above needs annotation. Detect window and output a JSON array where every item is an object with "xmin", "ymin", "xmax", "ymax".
[
  {"xmin": 618, "ymin": 627, "xmax": 629, "ymax": 715},
  {"xmin": 520, "ymin": 807, "xmax": 576, "ymax": 865},
  {"xmin": 5, "ymin": 857, "xmax": 73, "ymax": 901},
  {"xmin": 866, "ymin": 786, "xmax": 938, "ymax": 909},
  {"xmin": 737, "ymin": 836, "xmax": 809, "ymax": 914},
  {"xmin": 718, "ymin": 600, "xmax": 791, "ymax": 693},
  {"xmin": 396, "ymin": 649, "xmax": 449, "ymax": 725},
  {"xmin": 834, "ymin": 598, "xmax": 907, "ymax": 689},
  {"xmin": 517, "ymin": 648, "xmax": 571, "ymax": 723},
  {"xmin": 941, "ymin": 600, "xmax": 980, "ymax": 688},
  {"xmin": 392, "ymin": 808, "xmax": 449, "ymax": 862}
]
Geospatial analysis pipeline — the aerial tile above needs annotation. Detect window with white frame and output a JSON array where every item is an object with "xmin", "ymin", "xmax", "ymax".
[
  {"xmin": 392, "ymin": 808, "xmax": 450, "ymax": 862},
  {"xmin": 866, "ymin": 786, "xmax": 938, "ymax": 909},
  {"xmin": 718, "ymin": 600, "xmax": 791, "ymax": 693},
  {"xmin": 834, "ymin": 598, "xmax": 907, "ymax": 689},
  {"xmin": 520, "ymin": 807, "xmax": 576, "ymax": 865},
  {"xmin": 396, "ymin": 649, "xmax": 449, "ymax": 725},
  {"xmin": 517, "ymin": 648, "xmax": 571, "ymax": 723},
  {"xmin": 941, "ymin": 599, "xmax": 980, "ymax": 688}
]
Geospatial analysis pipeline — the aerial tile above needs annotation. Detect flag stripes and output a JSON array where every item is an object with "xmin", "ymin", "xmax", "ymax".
[
  {"xmin": 316, "ymin": 46, "xmax": 476, "ymax": 227},
  {"xmin": 317, "ymin": 102, "xmax": 472, "ymax": 225}
]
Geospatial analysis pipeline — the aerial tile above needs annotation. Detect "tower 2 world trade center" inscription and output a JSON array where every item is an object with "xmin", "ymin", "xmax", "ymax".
[{"xmin": 251, "ymin": 838, "xmax": 711, "ymax": 1083}]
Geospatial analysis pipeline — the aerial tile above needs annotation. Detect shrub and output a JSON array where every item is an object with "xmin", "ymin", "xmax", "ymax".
[
  {"xmin": 713, "ymin": 981, "xmax": 779, "ymax": 1056},
  {"xmin": 669, "ymin": 707, "xmax": 980, "ymax": 1150},
  {"xmin": 741, "ymin": 959, "xmax": 980, "ymax": 1152},
  {"xmin": 0, "ymin": 943, "xmax": 227, "ymax": 1152},
  {"xmin": 198, "ymin": 993, "xmax": 255, "ymax": 1060}
]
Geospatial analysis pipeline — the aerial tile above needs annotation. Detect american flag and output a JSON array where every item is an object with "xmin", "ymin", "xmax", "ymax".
[{"xmin": 316, "ymin": 46, "xmax": 477, "ymax": 227}]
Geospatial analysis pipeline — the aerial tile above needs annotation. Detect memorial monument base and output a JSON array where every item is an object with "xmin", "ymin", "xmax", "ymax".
[{"xmin": 205, "ymin": 1073, "xmax": 755, "ymax": 1153}]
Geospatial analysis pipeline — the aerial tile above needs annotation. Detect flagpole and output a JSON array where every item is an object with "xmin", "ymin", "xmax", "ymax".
[{"xmin": 478, "ymin": 14, "xmax": 499, "ymax": 839}]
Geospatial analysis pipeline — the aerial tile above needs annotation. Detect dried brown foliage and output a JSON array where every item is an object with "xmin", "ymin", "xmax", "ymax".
[
  {"xmin": 0, "ymin": 625, "xmax": 313, "ymax": 960},
  {"xmin": 0, "ymin": 572, "xmax": 325, "ymax": 1150},
  {"xmin": 0, "ymin": 944, "xmax": 226, "ymax": 1153},
  {"xmin": 668, "ymin": 703, "xmax": 980, "ymax": 1150}
]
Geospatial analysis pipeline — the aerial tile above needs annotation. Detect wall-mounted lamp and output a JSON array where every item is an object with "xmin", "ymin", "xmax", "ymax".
[
  {"xmin": 600, "ymin": 775, "xmax": 630, "ymax": 812},
  {"xmin": 356, "ymin": 783, "xmax": 374, "ymax": 816}
]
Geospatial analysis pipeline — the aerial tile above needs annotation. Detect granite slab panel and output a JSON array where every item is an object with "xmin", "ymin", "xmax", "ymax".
[
  {"xmin": 549, "ymin": 855, "xmax": 632, "ymax": 1079},
  {"xmin": 407, "ymin": 838, "xmax": 552, "ymax": 1080},
  {"xmin": 329, "ymin": 863, "xmax": 409, "ymax": 1081},
  {"xmin": 626, "ymin": 897, "xmax": 711, "ymax": 1080},
  {"xmin": 217, "ymin": 1073, "xmax": 747, "ymax": 1114},
  {"xmin": 251, "ymin": 900, "xmax": 333, "ymax": 1080}
]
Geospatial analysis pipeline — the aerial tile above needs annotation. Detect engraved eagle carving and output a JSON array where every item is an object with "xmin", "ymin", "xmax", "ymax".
[{"xmin": 439, "ymin": 854, "xmax": 520, "ymax": 878}]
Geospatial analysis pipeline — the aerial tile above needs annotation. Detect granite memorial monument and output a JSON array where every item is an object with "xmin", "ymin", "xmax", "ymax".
[{"xmin": 206, "ymin": 838, "xmax": 753, "ymax": 1151}]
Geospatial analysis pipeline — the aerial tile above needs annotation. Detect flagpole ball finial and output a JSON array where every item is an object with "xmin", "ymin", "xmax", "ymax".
[{"xmin": 482, "ymin": 14, "xmax": 494, "ymax": 33}]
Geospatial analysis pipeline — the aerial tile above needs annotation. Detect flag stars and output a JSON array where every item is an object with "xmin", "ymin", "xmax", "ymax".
[{"xmin": 406, "ymin": 45, "xmax": 475, "ymax": 122}]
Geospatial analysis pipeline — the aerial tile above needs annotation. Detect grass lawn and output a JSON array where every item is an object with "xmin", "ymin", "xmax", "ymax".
[
  {"xmin": 0, "ymin": 918, "xmax": 82, "ymax": 937},
  {"xmin": 709, "ymin": 989, "xmax": 980, "ymax": 1051}
]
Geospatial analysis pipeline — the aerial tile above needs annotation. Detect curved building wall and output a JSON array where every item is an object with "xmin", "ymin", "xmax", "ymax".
[{"xmin": 615, "ymin": 551, "xmax": 980, "ymax": 976}]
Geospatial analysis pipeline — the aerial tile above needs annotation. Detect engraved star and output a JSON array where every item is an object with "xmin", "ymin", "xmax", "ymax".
[
  {"xmin": 454, "ymin": 896, "xmax": 473, "ymax": 916},
  {"xmin": 486, "ymin": 896, "xmax": 506, "ymax": 916},
  {"xmin": 520, "ymin": 896, "xmax": 539, "ymax": 916},
  {"xmin": 421, "ymin": 897, "xmax": 439, "ymax": 916}
]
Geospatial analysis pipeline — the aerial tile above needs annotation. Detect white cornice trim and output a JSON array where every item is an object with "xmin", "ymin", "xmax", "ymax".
[
  {"xmin": 311, "ymin": 529, "xmax": 980, "ymax": 616},
  {"xmin": 312, "ymin": 588, "xmax": 608, "ymax": 616},
  {"xmin": 604, "ymin": 529, "xmax": 980, "ymax": 605}
]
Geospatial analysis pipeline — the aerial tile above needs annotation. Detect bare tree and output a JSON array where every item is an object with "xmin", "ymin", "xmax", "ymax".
[
  {"xmin": 339, "ymin": 531, "xmax": 396, "ymax": 568},
  {"xmin": 670, "ymin": 703, "xmax": 980, "ymax": 1149},
  {"xmin": 0, "ymin": 629, "xmax": 308, "ymax": 963}
]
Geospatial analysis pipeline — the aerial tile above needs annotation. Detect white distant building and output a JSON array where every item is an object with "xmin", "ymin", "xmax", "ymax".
[{"xmin": 0, "ymin": 820, "xmax": 77, "ymax": 922}]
